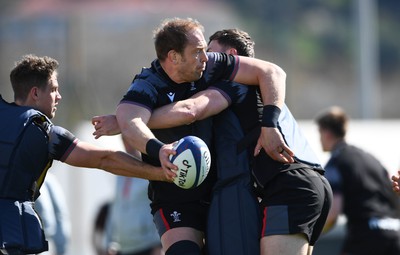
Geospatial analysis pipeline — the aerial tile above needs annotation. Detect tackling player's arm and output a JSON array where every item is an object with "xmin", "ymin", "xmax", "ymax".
[
  {"xmin": 147, "ymin": 89, "xmax": 229, "ymax": 129},
  {"xmin": 64, "ymin": 140, "xmax": 175, "ymax": 182},
  {"xmin": 91, "ymin": 90, "xmax": 228, "ymax": 136},
  {"xmin": 233, "ymin": 56, "xmax": 294, "ymax": 163},
  {"xmin": 233, "ymin": 56, "xmax": 286, "ymax": 108}
]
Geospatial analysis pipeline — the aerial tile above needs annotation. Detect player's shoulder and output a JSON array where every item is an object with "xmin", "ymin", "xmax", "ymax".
[
  {"xmin": 132, "ymin": 65, "xmax": 170, "ymax": 90},
  {"xmin": 49, "ymin": 125, "xmax": 77, "ymax": 144}
]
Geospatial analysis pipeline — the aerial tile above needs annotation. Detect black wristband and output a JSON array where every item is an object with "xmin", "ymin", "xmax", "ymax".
[
  {"xmin": 146, "ymin": 138, "xmax": 164, "ymax": 159},
  {"xmin": 261, "ymin": 105, "xmax": 281, "ymax": 128}
]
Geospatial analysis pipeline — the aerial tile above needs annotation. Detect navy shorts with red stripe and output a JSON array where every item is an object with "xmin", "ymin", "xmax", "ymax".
[
  {"xmin": 259, "ymin": 167, "xmax": 332, "ymax": 245},
  {"xmin": 153, "ymin": 201, "xmax": 208, "ymax": 238}
]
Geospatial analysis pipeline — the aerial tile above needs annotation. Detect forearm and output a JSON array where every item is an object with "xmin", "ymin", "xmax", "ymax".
[
  {"xmin": 148, "ymin": 100, "xmax": 197, "ymax": 129},
  {"xmin": 120, "ymin": 119, "xmax": 155, "ymax": 154},
  {"xmin": 99, "ymin": 150, "xmax": 164, "ymax": 181},
  {"xmin": 116, "ymin": 103, "xmax": 154, "ymax": 154},
  {"xmin": 65, "ymin": 142, "xmax": 165, "ymax": 181},
  {"xmin": 258, "ymin": 63, "xmax": 286, "ymax": 108},
  {"xmin": 148, "ymin": 90, "xmax": 227, "ymax": 129},
  {"xmin": 238, "ymin": 57, "xmax": 293, "ymax": 162}
]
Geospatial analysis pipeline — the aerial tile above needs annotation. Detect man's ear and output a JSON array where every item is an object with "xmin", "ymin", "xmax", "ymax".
[
  {"xmin": 167, "ymin": 50, "xmax": 178, "ymax": 64},
  {"xmin": 30, "ymin": 87, "xmax": 39, "ymax": 100}
]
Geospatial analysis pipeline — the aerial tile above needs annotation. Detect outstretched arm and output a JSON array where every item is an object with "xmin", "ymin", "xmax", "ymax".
[
  {"xmin": 90, "ymin": 90, "xmax": 227, "ymax": 173},
  {"xmin": 91, "ymin": 89, "xmax": 228, "ymax": 137},
  {"xmin": 64, "ymin": 140, "xmax": 175, "ymax": 182},
  {"xmin": 148, "ymin": 89, "xmax": 229, "ymax": 128}
]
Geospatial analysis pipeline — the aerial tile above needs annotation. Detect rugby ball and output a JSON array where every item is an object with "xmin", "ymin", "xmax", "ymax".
[{"xmin": 169, "ymin": 136, "xmax": 211, "ymax": 189}]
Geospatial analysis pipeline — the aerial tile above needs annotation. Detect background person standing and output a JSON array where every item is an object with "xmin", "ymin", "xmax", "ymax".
[
  {"xmin": 315, "ymin": 106, "xmax": 400, "ymax": 255},
  {"xmin": 103, "ymin": 175, "xmax": 162, "ymax": 255}
]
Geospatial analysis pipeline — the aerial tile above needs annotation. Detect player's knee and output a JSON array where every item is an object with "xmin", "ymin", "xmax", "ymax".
[{"xmin": 165, "ymin": 240, "xmax": 201, "ymax": 255}]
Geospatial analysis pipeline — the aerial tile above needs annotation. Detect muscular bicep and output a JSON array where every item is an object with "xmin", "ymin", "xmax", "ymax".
[
  {"xmin": 234, "ymin": 56, "xmax": 286, "ymax": 107},
  {"xmin": 148, "ymin": 89, "xmax": 229, "ymax": 129},
  {"xmin": 233, "ymin": 56, "xmax": 261, "ymax": 85}
]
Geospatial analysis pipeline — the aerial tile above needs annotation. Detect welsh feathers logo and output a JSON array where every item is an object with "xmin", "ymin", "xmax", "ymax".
[{"xmin": 170, "ymin": 211, "xmax": 181, "ymax": 222}]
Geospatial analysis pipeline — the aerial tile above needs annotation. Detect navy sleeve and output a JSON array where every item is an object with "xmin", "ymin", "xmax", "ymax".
[
  {"xmin": 204, "ymin": 52, "xmax": 239, "ymax": 84},
  {"xmin": 48, "ymin": 126, "xmax": 78, "ymax": 161},
  {"xmin": 119, "ymin": 78, "xmax": 158, "ymax": 112}
]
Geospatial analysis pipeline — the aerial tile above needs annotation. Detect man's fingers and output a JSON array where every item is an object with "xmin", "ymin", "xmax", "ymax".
[
  {"xmin": 91, "ymin": 116, "xmax": 100, "ymax": 125},
  {"xmin": 253, "ymin": 143, "xmax": 262, "ymax": 156}
]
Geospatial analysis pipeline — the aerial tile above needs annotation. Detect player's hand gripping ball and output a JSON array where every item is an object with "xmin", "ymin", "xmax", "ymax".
[{"xmin": 169, "ymin": 136, "xmax": 211, "ymax": 189}]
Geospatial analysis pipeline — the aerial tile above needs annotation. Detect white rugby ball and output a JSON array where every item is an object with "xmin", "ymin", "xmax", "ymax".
[{"xmin": 169, "ymin": 136, "xmax": 211, "ymax": 189}]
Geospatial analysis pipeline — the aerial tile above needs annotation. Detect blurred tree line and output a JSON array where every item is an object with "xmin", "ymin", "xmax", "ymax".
[
  {"xmin": 222, "ymin": 0, "xmax": 400, "ymax": 119},
  {"xmin": 1, "ymin": 0, "xmax": 399, "ymax": 129},
  {"xmin": 227, "ymin": 0, "xmax": 399, "ymax": 75}
]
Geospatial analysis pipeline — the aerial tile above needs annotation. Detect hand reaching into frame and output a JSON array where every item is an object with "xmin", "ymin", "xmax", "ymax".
[{"xmin": 92, "ymin": 114, "xmax": 120, "ymax": 139}]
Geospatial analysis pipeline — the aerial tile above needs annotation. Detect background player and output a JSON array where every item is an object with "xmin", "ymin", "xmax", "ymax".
[{"xmin": 315, "ymin": 106, "xmax": 400, "ymax": 255}]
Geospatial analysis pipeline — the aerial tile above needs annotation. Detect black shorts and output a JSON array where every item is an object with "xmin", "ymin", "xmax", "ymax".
[
  {"xmin": 152, "ymin": 201, "xmax": 209, "ymax": 238},
  {"xmin": 259, "ymin": 167, "xmax": 332, "ymax": 245}
]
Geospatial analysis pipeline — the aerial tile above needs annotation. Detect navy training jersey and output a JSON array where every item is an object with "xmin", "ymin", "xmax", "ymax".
[
  {"xmin": 121, "ymin": 52, "xmax": 237, "ymax": 113},
  {"xmin": 119, "ymin": 53, "xmax": 239, "ymax": 207},
  {"xmin": 0, "ymin": 95, "xmax": 77, "ymax": 200},
  {"xmin": 210, "ymin": 80, "xmax": 322, "ymax": 186}
]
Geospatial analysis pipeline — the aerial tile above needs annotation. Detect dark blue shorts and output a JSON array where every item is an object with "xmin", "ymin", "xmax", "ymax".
[
  {"xmin": 259, "ymin": 167, "xmax": 332, "ymax": 245},
  {"xmin": 152, "ymin": 201, "xmax": 208, "ymax": 238}
]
